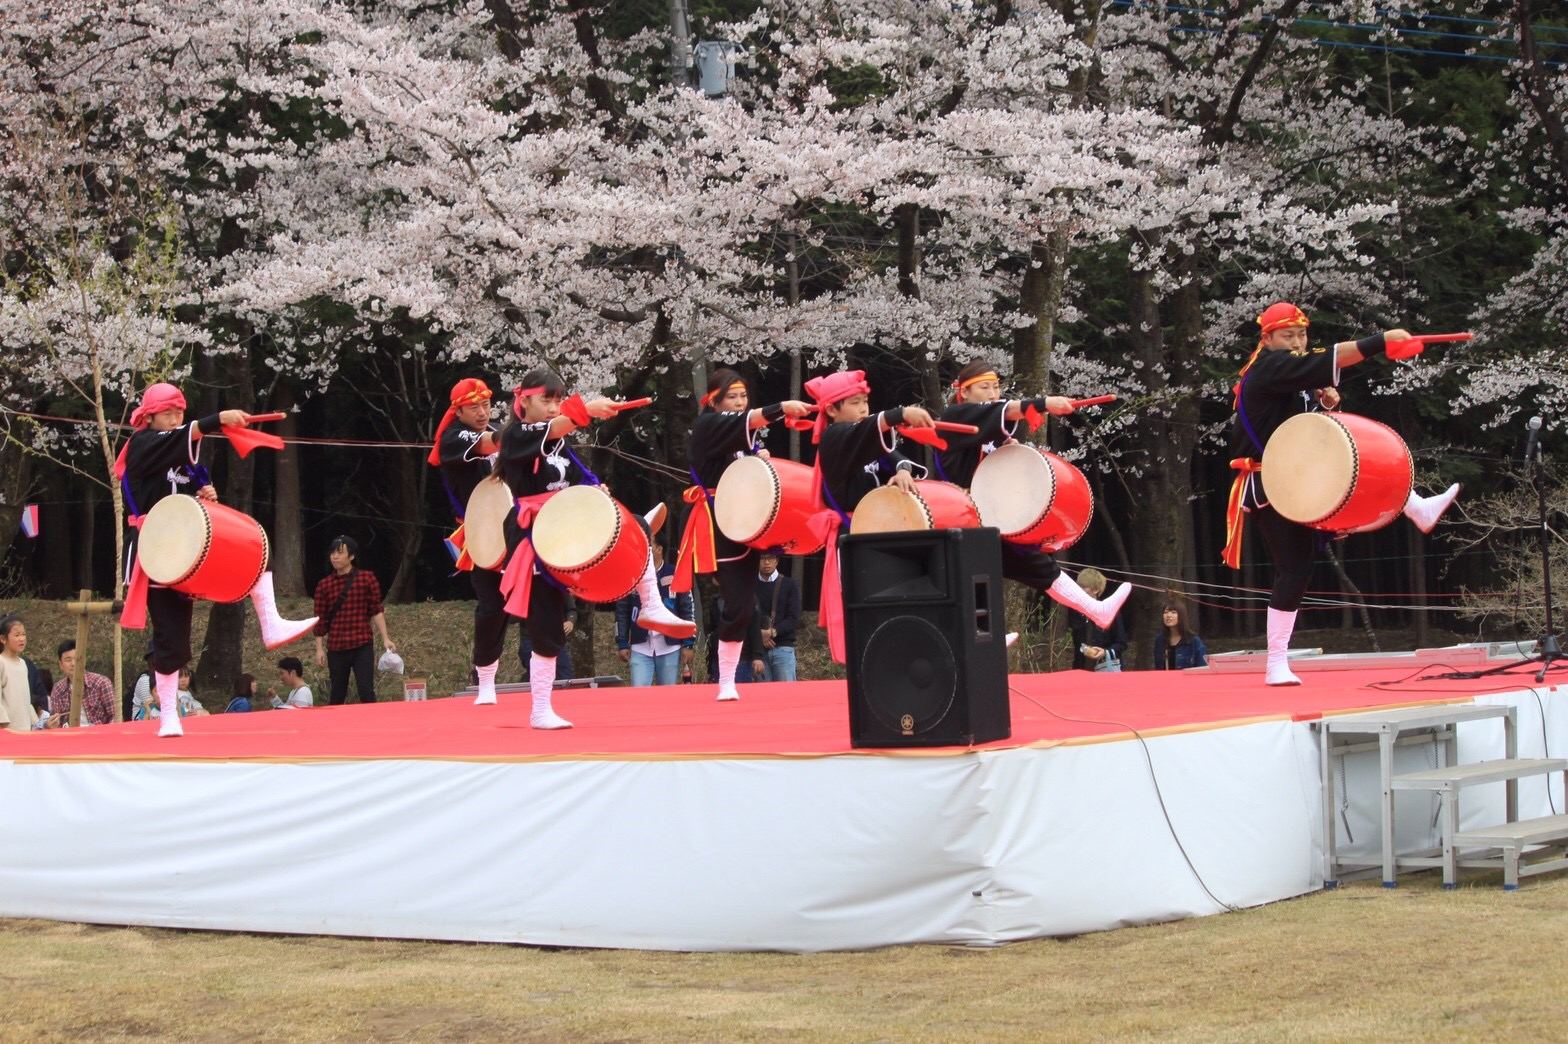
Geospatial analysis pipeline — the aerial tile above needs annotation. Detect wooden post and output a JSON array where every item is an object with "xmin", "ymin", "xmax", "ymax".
[{"xmin": 64, "ymin": 588, "xmax": 119, "ymax": 728}]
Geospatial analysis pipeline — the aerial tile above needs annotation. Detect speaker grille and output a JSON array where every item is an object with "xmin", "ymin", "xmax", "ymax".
[{"xmin": 857, "ymin": 615, "xmax": 957, "ymax": 735}]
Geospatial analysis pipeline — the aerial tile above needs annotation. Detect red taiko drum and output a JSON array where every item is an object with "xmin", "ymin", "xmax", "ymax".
[
  {"xmin": 463, "ymin": 477, "xmax": 514, "ymax": 571},
  {"xmin": 714, "ymin": 455, "xmax": 825, "ymax": 555},
  {"xmin": 531, "ymin": 485, "xmax": 649, "ymax": 602},
  {"xmin": 137, "ymin": 495, "xmax": 269, "ymax": 603},
  {"xmin": 1263, "ymin": 412, "xmax": 1413, "ymax": 534},
  {"xmin": 850, "ymin": 481, "xmax": 981, "ymax": 534},
  {"xmin": 969, "ymin": 443, "xmax": 1094, "ymax": 552}
]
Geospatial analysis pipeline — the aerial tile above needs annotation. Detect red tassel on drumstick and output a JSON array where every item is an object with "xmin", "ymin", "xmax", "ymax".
[
  {"xmin": 1386, "ymin": 332, "xmax": 1471, "ymax": 361},
  {"xmin": 896, "ymin": 420, "xmax": 980, "ymax": 452},
  {"xmin": 1022, "ymin": 395, "xmax": 1118, "ymax": 433},
  {"xmin": 222, "ymin": 412, "xmax": 288, "ymax": 458}
]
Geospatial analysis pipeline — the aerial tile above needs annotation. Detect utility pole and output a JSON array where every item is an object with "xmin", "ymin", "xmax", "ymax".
[
  {"xmin": 668, "ymin": 0, "xmax": 705, "ymax": 398},
  {"xmin": 669, "ymin": 0, "xmax": 693, "ymax": 90}
]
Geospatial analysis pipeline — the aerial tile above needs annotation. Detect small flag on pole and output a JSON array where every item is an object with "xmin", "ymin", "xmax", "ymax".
[{"xmin": 19, "ymin": 504, "xmax": 39, "ymax": 538}]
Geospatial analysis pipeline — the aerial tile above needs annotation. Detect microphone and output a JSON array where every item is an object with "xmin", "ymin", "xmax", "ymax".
[{"xmin": 1525, "ymin": 415, "xmax": 1543, "ymax": 464}]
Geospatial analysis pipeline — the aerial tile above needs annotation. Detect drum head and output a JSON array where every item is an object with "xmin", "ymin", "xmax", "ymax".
[
  {"xmin": 970, "ymin": 444, "xmax": 1054, "ymax": 537},
  {"xmin": 463, "ymin": 478, "xmax": 513, "ymax": 571},
  {"xmin": 137, "ymin": 495, "xmax": 210, "ymax": 584},
  {"xmin": 532, "ymin": 485, "xmax": 622, "ymax": 570},
  {"xmin": 852, "ymin": 486, "xmax": 931, "ymax": 533},
  {"xmin": 1264, "ymin": 414, "xmax": 1356, "ymax": 525},
  {"xmin": 714, "ymin": 456, "xmax": 778, "ymax": 544}
]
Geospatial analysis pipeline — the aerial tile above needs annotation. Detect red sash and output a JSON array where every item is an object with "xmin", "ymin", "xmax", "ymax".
[
  {"xmin": 807, "ymin": 510, "xmax": 847, "ymax": 664},
  {"xmin": 1221, "ymin": 458, "xmax": 1263, "ymax": 570},
  {"xmin": 120, "ymin": 515, "xmax": 148, "ymax": 630},
  {"xmin": 499, "ymin": 493, "xmax": 557, "ymax": 616},
  {"xmin": 672, "ymin": 485, "xmax": 718, "ymax": 594}
]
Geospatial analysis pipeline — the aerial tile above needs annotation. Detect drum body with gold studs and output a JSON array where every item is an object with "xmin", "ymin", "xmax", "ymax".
[
  {"xmin": 136, "ymin": 495, "xmax": 269, "ymax": 603},
  {"xmin": 531, "ymin": 485, "xmax": 650, "ymax": 603},
  {"xmin": 1262, "ymin": 412, "xmax": 1412, "ymax": 534},
  {"xmin": 969, "ymin": 443, "xmax": 1094, "ymax": 553},
  {"xmin": 714, "ymin": 455, "xmax": 825, "ymax": 555}
]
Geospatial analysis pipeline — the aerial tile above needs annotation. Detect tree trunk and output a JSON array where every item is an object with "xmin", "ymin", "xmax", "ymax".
[
  {"xmin": 0, "ymin": 430, "xmax": 32, "ymax": 573},
  {"xmin": 269, "ymin": 378, "xmax": 306, "ymax": 597},
  {"xmin": 193, "ymin": 344, "xmax": 256, "ymax": 696}
]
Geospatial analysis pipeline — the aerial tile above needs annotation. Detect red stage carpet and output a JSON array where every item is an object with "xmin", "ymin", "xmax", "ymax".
[{"xmin": 2, "ymin": 664, "xmax": 1543, "ymax": 763}]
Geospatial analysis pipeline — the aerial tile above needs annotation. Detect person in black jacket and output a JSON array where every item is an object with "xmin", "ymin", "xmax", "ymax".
[
  {"xmin": 936, "ymin": 360, "xmax": 1130, "ymax": 631},
  {"xmin": 1068, "ymin": 569, "xmax": 1128, "ymax": 672},
  {"xmin": 753, "ymin": 553, "xmax": 800, "ymax": 682},
  {"xmin": 1224, "ymin": 303, "xmax": 1458, "ymax": 685},
  {"xmin": 804, "ymin": 369, "xmax": 934, "ymax": 665}
]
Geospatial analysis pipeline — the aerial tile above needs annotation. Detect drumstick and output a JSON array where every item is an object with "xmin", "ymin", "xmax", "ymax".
[
  {"xmin": 611, "ymin": 398, "xmax": 653, "ymax": 412},
  {"xmin": 1386, "ymin": 332, "xmax": 1471, "ymax": 361},
  {"xmin": 1067, "ymin": 395, "xmax": 1117, "ymax": 409},
  {"xmin": 932, "ymin": 421, "xmax": 980, "ymax": 434},
  {"xmin": 1407, "ymin": 332, "xmax": 1472, "ymax": 345},
  {"xmin": 245, "ymin": 412, "xmax": 288, "ymax": 424}
]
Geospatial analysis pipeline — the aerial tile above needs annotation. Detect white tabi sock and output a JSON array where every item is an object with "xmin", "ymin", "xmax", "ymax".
[
  {"xmin": 716, "ymin": 640, "xmax": 742, "ymax": 701},
  {"xmin": 474, "ymin": 660, "xmax": 499, "ymax": 706},
  {"xmin": 1047, "ymin": 573, "xmax": 1132, "ymax": 630},
  {"xmin": 1403, "ymin": 483, "xmax": 1460, "ymax": 534},
  {"xmin": 249, "ymin": 571, "xmax": 319, "ymax": 650},
  {"xmin": 529, "ymin": 653, "xmax": 571, "ymax": 729},
  {"xmin": 1266, "ymin": 607, "xmax": 1302, "ymax": 686},
  {"xmin": 155, "ymin": 670, "xmax": 184, "ymax": 737}
]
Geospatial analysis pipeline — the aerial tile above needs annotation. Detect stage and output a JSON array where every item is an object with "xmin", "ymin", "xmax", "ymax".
[{"xmin": 1, "ymin": 659, "xmax": 1563, "ymax": 951}]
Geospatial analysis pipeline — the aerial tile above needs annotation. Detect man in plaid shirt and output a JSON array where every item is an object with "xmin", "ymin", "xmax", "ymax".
[
  {"xmin": 48, "ymin": 640, "xmax": 117, "ymax": 726},
  {"xmin": 312, "ymin": 536, "xmax": 396, "ymax": 704}
]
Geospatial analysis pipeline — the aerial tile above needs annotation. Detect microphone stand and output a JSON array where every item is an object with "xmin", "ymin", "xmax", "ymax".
[
  {"xmin": 1435, "ymin": 422, "xmax": 1563, "ymax": 681},
  {"xmin": 1527, "ymin": 432, "xmax": 1563, "ymax": 682}
]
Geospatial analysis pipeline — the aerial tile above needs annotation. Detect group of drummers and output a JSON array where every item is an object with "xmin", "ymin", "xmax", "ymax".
[{"xmin": 118, "ymin": 301, "xmax": 1461, "ymax": 735}]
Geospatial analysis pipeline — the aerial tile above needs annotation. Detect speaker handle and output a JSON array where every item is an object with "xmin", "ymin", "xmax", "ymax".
[{"xmin": 973, "ymin": 574, "xmax": 995, "ymax": 638}]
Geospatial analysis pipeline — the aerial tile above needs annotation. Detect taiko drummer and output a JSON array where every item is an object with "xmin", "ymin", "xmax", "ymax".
[
  {"xmin": 676, "ymin": 368, "xmax": 810, "ymax": 702},
  {"xmin": 936, "ymin": 361, "xmax": 1130, "ymax": 630},
  {"xmin": 1224, "ymin": 303, "xmax": 1460, "ymax": 686},
  {"xmin": 805, "ymin": 370, "xmax": 935, "ymax": 663},
  {"xmin": 492, "ymin": 368, "xmax": 695, "ymax": 728},
  {"xmin": 428, "ymin": 377, "xmax": 512, "ymax": 705},
  {"xmin": 115, "ymin": 382, "xmax": 316, "ymax": 737}
]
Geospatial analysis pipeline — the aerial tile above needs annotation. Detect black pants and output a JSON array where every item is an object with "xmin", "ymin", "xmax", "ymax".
[
  {"xmin": 715, "ymin": 552, "xmax": 760, "ymax": 643},
  {"xmin": 146, "ymin": 587, "xmax": 195, "ymax": 675},
  {"xmin": 1251, "ymin": 505, "xmax": 1317, "ymax": 612},
  {"xmin": 327, "ymin": 643, "xmax": 377, "ymax": 704},
  {"xmin": 502, "ymin": 497, "xmax": 653, "ymax": 660},
  {"xmin": 1000, "ymin": 541, "xmax": 1063, "ymax": 592},
  {"xmin": 471, "ymin": 567, "xmax": 508, "ymax": 667}
]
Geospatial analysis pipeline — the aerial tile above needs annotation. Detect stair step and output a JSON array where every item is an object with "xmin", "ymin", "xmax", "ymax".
[
  {"xmin": 1453, "ymin": 813, "xmax": 1568, "ymax": 849},
  {"xmin": 1390, "ymin": 758, "xmax": 1567, "ymax": 792}
]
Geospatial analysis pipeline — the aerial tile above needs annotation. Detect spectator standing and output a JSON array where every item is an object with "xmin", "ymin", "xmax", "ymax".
[
  {"xmin": 753, "ymin": 553, "xmax": 800, "ymax": 682},
  {"xmin": 616, "ymin": 542, "xmax": 695, "ymax": 686},
  {"xmin": 48, "ymin": 640, "xmax": 117, "ymax": 725},
  {"xmin": 269, "ymin": 656, "xmax": 314, "ymax": 710},
  {"xmin": 0, "ymin": 615, "xmax": 39, "ymax": 732},
  {"xmin": 312, "ymin": 536, "xmax": 396, "ymax": 704},
  {"xmin": 1067, "ymin": 568, "xmax": 1129, "ymax": 672},
  {"xmin": 1153, "ymin": 602, "xmax": 1208, "ymax": 671}
]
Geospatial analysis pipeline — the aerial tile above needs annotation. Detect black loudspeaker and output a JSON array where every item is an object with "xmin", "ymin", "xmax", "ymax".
[{"xmin": 841, "ymin": 527, "xmax": 1010, "ymax": 747}]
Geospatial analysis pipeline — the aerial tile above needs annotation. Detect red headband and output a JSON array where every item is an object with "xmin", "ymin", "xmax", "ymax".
[
  {"xmin": 701, "ymin": 379, "xmax": 745, "ymax": 408},
  {"xmin": 954, "ymin": 371, "xmax": 999, "ymax": 392},
  {"xmin": 428, "ymin": 378, "xmax": 495, "ymax": 466}
]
